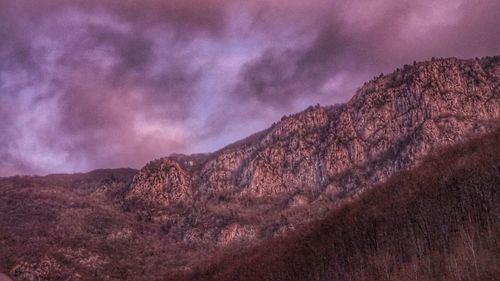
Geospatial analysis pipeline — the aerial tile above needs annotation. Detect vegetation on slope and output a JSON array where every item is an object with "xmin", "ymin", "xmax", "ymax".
[
  {"xmin": 0, "ymin": 169, "xmax": 200, "ymax": 280},
  {"xmin": 183, "ymin": 128, "xmax": 500, "ymax": 281}
]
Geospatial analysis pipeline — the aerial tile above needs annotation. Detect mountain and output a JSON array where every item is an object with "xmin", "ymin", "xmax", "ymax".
[
  {"xmin": 0, "ymin": 56, "xmax": 499, "ymax": 280},
  {"xmin": 183, "ymin": 126, "xmax": 500, "ymax": 281},
  {"xmin": 126, "ymin": 56, "xmax": 499, "ymax": 243}
]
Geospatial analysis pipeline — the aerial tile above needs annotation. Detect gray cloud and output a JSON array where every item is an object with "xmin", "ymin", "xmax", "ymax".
[
  {"xmin": 232, "ymin": 0, "xmax": 500, "ymax": 108},
  {"xmin": 0, "ymin": 0, "xmax": 499, "ymax": 176}
]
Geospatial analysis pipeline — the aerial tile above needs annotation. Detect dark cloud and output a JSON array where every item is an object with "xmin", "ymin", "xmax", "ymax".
[
  {"xmin": 72, "ymin": 0, "xmax": 229, "ymax": 38},
  {"xmin": 88, "ymin": 26, "xmax": 154, "ymax": 71},
  {"xmin": 0, "ymin": 0, "xmax": 499, "ymax": 176},
  {"xmin": 233, "ymin": 27, "xmax": 353, "ymax": 107},
  {"xmin": 232, "ymin": 0, "xmax": 500, "ymax": 109},
  {"xmin": 0, "ymin": 0, "xmax": 228, "ymax": 36}
]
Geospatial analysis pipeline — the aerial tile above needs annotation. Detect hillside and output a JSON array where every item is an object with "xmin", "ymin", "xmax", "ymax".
[{"xmin": 183, "ymin": 127, "xmax": 500, "ymax": 281}]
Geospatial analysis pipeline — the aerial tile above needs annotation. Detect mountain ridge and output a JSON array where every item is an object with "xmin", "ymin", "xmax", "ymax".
[
  {"xmin": 182, "ymin": 124, "xmax": 500, "ymax": 281},
  {"xmin": 125, "ymin": 56, "xmax": 500, "ymax": 243}
]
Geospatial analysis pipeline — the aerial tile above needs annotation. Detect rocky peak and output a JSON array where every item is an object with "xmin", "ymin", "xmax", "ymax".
[
  {"xmin": 126, "ymin": 158, "xmax": 193, "ymax": 208},
  {"xmin": 323, "ymin": 56, "xmax": 499, "ymax": 192}
]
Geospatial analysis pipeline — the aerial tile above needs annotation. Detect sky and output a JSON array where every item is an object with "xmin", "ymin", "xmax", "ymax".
[{"xmin": 1, "ymin": 0, "xmax": 499, "ymax": 176}]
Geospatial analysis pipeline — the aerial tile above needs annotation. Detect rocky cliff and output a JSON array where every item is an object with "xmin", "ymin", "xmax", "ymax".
[{"xmin": 126, "ymin": 56, "xmax": 500, "ymax": 244}]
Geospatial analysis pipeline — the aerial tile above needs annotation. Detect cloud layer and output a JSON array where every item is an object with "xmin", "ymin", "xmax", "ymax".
[{"xmin": 1, "ymin": 0, "xmax": 499, "ymax": 176}]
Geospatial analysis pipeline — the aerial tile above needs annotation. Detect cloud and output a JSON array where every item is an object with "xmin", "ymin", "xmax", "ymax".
[
  {"xmin": 0, "ymin": 0, "xmax": 499, "ymax": 176},
  {"xmin": 227, "ymin": 0, "xmax": 500, "ymax": 111},
  {"xmin": 0, "ymin": 0, "xmax": 229, "ymax": 36},
  {"xmin": 232, "ymin": 27, "xmax": 355, "ymax": 108},
  {"xmin": 0, "ymin": 0, "xmax": 214, "ymax": 175}
]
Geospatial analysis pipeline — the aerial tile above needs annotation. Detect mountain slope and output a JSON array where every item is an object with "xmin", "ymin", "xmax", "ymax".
[
  {"xmin": 183, "ymin": 127, "xmax": 500, "ymax": 281},
  {"xmin": 126, "ymin": 56, "xmax": 500, "ymax": 244}
]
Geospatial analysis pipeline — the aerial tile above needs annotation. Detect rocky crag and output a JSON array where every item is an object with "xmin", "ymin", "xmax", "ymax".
[{"xmin": 126, "ymin": 56, "xmax": 500, "ymax": 245}]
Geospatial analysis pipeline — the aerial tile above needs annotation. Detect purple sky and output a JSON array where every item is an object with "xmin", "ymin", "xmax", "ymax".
[{"xmin": 1, "ymin": 0, "xmax": 499, "ymax": 176}]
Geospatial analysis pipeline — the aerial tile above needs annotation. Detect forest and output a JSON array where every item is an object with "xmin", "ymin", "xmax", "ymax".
[{"xmin": 179, "ymin": 128, "xmax": 500, "ymax": 281}]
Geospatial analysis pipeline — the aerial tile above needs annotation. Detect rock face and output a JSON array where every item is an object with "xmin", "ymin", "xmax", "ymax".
[
  {"xmin": 126, "ymin": 159, "xmax": 193, "ymax": 208},
  {"xmin": 127, "ymin": 56, "xmax": 500, "ymax": 243}
]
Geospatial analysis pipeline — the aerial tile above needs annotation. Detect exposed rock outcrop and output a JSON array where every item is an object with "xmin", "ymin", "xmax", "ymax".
[
  {"xmin": 127, "ymin": 56, "xmax": 500, "ymax": 243},
  {"xmin": 126, "ymin": 159, "xmax": 193, "ymax": 208}
]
